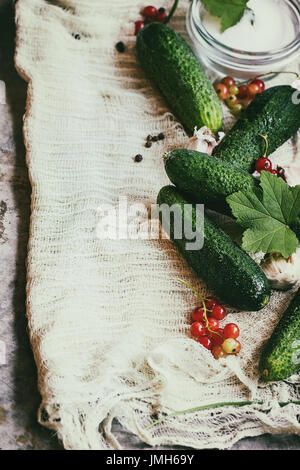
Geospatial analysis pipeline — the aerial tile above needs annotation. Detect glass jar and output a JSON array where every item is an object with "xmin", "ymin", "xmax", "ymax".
[{"xmin": 186, "ymin": 0, "xmax": 300, "ymax": 80}]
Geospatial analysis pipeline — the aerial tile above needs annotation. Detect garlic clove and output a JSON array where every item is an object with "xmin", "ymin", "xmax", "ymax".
[
  {"xmin": 186, "ymin": 126, "xmax": 224, "ymax": 155},
  {"xmin": 261, "ymin": 249, "xmax": 300, "ymax": 291},
  {"xmin": 282, "ymin": 164, "xmax": 300, "ymax": 187}
]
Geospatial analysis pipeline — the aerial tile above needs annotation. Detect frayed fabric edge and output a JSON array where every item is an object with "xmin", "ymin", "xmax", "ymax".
[{"xmin": 37, "ymin": 399, "xmax": 300, "ymax": 450}]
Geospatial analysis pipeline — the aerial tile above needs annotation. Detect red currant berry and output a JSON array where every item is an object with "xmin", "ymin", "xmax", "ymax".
[
  {"xmin": 251, "ymin": 79, "xmax": 265, "ymax": 93},
  {"xmin": 135, "ymin": 20, "xmax": 145, "ymax": 35},
  {"xmin": 229, "ymin": 85, "xmax": 239, "ymax": 96},
  {"xmin": 237, "ymin": 85, "xmax": 249, "ymax": 99},
  {"xmin": 255, "ymin": 157, "xmax": 272, "ymax": 173},
  {"xmin": 197, "ymin": 336, "xmax": 213, "ymax": 350},
  {"xmin": 223, "ymin": 323, "xmax": 240, "ymax": 340},
  {"xmin": 231, "ymin": 103, "xmax": 243, "ymax": 117},
  {"xmin": 211, "ymin": 329, "xmax": 224, "ymax": 347},
  {"xmin": 221, "ymin": 76, "xmax": 235, "ymax": 88},
  {"xmin": 214, "ymin": 83, "xmax": 229, "ymax": 100},
  {"xmin": 225, "ymin": 95, "xmax": 238, "ymax": 108},
  {"xmin": 155, "ymin": 11, "xmax": 167, "ymax": 22},
  {"xmin": 210, "ymin": 305, "xmax": 226, "ymax": 321},
  {"xmin": 141, "ymin": 5, "xmax": 157, "ymax": 19},
  {"xmin": 205, "ymin": 297, "xmax": 218, "ymax": 311},
  {"xmin": 248, "ymin": 82, "xmax": 260, "ymax": 98},
  {"xmin": 212, "ymin": 345, "xmax": 228, "ymax": 359},
  {"xmin": 190, "ymin": 322, "xmax": 207, "ymax": 338},
  {"xmin": 191, "ymin": 307, "xmax": 205, "ymax": 322},
  {"xmin": 222, "ymin": 338, "xmax": 240, "ymax": 354},
  {"xmin": 206, "ymin": 317, "xmax": 220, "ymax": 331},
  {"xmin": 233, "ymin": 340, "xmax": 241, "ymax": 354}
]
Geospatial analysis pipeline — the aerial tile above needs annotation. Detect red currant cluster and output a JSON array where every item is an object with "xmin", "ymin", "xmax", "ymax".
[
  {"xmin": 214, "ymin": 76, "xmax": 265, "ymax": 117},
  {"xmin": 190, "ymin": 298, "xmax": 241, "ymax": 359},
  {"xmin": 135, "ymin": 5, "xmax": 167, "ymax": 35}
]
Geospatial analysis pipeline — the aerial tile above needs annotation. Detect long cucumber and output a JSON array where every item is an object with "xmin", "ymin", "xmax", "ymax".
[
  {"xmin": 136, "ymin": 23, "xmax": 223, "ymax": 133},
  {"xmin": 213, "ymin": 86, "xmax": 300, "ymax": 173},
  {"xmin": 157, "ymin": 186, "xmax": 270, "ymax": 311},
  {"xmin": 260, "ymin": 288, "xmax": 300, "ymax": 381},
  {"xmin": 164, "ymin": 148, "xmax": 258, "ymax": 215}
]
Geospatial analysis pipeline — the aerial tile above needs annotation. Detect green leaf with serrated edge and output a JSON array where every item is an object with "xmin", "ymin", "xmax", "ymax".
[
  {"xmin": 201, "ymin": 0, "xmax": 250, "ymax": 32},
  {"xmin": 227, "ymin": 172, "xmax": 300, "ymax": 258},
  {"xmin": 242, "ymin": 221, "xmax": 299, "ymax": 259},
  {"xmin": 288, "ymin": 185, "xmax": 300, "ymax": 223},
  {"xmin": 260, "ymin": 171, "xmax": 294, "ymax": 224}
]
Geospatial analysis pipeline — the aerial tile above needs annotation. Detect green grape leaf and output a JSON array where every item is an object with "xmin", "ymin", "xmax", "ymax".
[
  {"xmin": 201, "ymin": 0, "xmax": 251, "ymax": 32},
  {"xmin": 227, "ymin": 171, "xmax": 300, "ymax": 258}
]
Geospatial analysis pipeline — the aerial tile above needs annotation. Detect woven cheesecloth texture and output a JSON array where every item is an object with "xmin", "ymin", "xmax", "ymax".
[{"xmin": 15, "ymin": 0, "xmax": 300, "ymax": 450}]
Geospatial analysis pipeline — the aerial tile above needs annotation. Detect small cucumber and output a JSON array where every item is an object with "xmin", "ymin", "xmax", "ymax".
[
  {"xmin": 157, "ymin": 186, "xmax": 270, "ymax": 311},
  {"xmin": 213, "ymin": 86, "xmax": 300, "ymax": 173},
  {"xmin": 136, "ymin": 23, "xmax": 223, "ymax": 133},
  {"xmin": 164, "ymin": 148, "xmax": 258, "ymax": 215},
  {"xmin": 260, "ymin": 288, "xmax": 300, "ymax": 382}
]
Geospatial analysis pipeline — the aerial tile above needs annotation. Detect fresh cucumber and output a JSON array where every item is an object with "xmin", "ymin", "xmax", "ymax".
[
  {"xmin": 157, "ymin": 185, "xmax": 270, "ymax": 311},
  {"xmin": 136, "ymin": 23, "xmax": 223, "ymax": 133},
  {"xmin": 260, "ymin": 288, "xmax": 300, "ymax": 381},
  {"xmin": 164, "ymin": 148, "xmax": 258, "ymax": 215},
  {"xmin": 213, "ymin": 86, "xmax": 300, "ymax": 173}
]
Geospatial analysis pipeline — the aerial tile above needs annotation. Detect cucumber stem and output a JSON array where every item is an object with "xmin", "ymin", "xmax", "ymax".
[
  {"xmin": 146, "ymin": 400, "xmax": 300, "ymax": 430},
  {"xmin": 163, "ymin": 0, "xmax": 179, "ymax": 25}
]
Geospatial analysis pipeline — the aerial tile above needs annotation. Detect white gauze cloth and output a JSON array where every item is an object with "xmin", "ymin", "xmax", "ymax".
[{"xmin": 15, "ymin": 0, "xmax": 300, "ymax": 450}]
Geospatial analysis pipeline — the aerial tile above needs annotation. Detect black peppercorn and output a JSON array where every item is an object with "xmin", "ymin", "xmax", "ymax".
[
  {"xmin": 145, "ymin": 141, "xmax": 152, "ymax": 148},
  {"xmin": 116, "ymin": 41, "xmax": 125, "ymax": 53},
  {"xmin": 134, "ymin": 154, "xmax": 143, "ymax": 162},
  {"xmin": 158, "ymin": 132, "xmax": 165, "ymax": 140}
]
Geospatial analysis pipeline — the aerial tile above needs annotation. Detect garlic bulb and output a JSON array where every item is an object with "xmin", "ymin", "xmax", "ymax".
[
  {"xmin": 186, "ymin": 127, "xmax": 225, "ymax": 155},
  {"xmin": 249, "ymin": 251, "xmax": 266, "ymax": 266},
  {"xmin": 281, "ymin": 164, "xmax": 300, "ymax": 187},
  {"xmin": 261, "ymin": 249, "xmax": 300, "ymax": 290}
]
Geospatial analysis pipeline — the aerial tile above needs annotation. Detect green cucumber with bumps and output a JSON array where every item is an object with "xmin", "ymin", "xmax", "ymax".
[
  {"xmin": 260, "ymin": 288, "xmax": 300, "ymax": 382},
  {"xmin": 213, "ymin": 86, "xmax": 300, "ymax": 173},
  {"xmin": 164, "ymin": 148, "xmax": 259, "ymax": 215},
  {"xmin": 157, "ymin": 185, "xmax": 271, "ymax": 311},
  {"xmin": 136, "ymin": 22, "xmax": 223, "ymax": 133}
]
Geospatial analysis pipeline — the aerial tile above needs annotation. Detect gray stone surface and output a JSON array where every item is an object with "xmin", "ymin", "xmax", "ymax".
[{"xmin": 0, "ymin": 0, "xmax": 299, "ymax": 450}]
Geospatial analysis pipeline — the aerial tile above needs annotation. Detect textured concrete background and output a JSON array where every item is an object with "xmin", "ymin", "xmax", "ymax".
[{"xmin": 0, "ymin": 0, "xmax": 299, "ymax": 450}]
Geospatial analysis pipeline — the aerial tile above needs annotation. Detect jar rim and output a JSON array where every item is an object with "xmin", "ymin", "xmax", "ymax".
[{"xmin": 188, "ymin": 0, "xmax": 300, "ymax": 60}]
